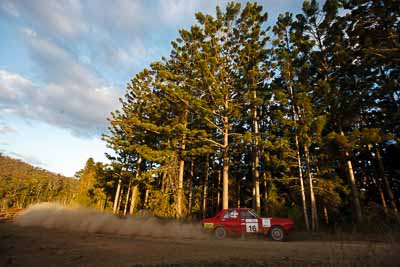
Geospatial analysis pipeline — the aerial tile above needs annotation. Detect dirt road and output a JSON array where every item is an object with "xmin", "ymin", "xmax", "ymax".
[{"xmin": 1, "ymin": 221, "xmax": 399, "ymax": 267}]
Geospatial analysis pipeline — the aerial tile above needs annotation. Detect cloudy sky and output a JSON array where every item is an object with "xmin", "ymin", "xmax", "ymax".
[{"xmin": 0, "ymin": 0, "xmax": 305, "ymax": 176}]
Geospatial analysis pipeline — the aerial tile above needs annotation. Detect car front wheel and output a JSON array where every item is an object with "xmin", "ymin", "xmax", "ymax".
[
  {"xmin": 269, "ymin": 226, "xmax": 286, "ymax": 241},
  {"xmin": 214, "ymin": 227, "xmax": 227, "ymax": 239}
]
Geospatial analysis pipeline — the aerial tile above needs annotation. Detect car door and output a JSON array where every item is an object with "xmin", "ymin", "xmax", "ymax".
[
  {"xmin": 239, "ymin": 209, "xmax": 261, "ymax": 234},
  {"xmin": 220, "ymin": 209, "xmax": 241, "ymax": 234}
]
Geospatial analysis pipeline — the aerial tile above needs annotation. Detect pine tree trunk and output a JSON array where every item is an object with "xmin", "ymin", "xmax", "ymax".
[
  {"xmin": 376, "ymin": 147, "xmax": 400, "ymax": 223},
  {"xmin": 295, "ymin": 135, "xmax": 310, "ymax": 231},
  {"xmin": 263, "ymin": 173, "xmax": 268, "ymax": 216},
  {"xmin": 188, "ymin": 160, "xmax": 194, "ymax": 215},
  {"xmin": 165, "ymin": 172, "xmax": 171, "ymax": 194},
  {"xmin": 211, "ymin": 172, "xmax": 215, "ymax": 215},
  {"xmin": 237, "ymin": 178, "xmax": 241, "ymax": 208},
  {"xmin": 380, "ymin": 190, "xmax": 388, "ymax": 216},
  {"xmin": 304, "ymin": 144, "xmax": 318, "ymax": 231},
  {"xmin": 345, "ymin": 158, "xmax": 363, "ymax": 223},
  {"xmin": 177, "ymin": 157, "xmax": 185, "ymax": 217},
  {"xmin": 144, "ymin": 189, "xmax": 149, "ymax": 208},
  {"xmin": 222, "ymin": 113, "xmax": 229, "ymax": 210},
  {"xmin": 252, "ymin": 90, "xmax": 261, "ymax": 215},
  {"xmin": 35, "ymin": 187, "xmax": 42, "ymax": 203},
  {"xmin": 129, "ymin": 186, "xmax": 138, "ymax": 215},
  {"xmin": 113, "ymin": 178, "xmax": 122, "ymax": 214},
  {"xmin": 222, "ymin": 158, "xmax": 229, "ymax": 210},
  {"xmin": 123, "ymin": 180, "xmax": 131, "ymax": 216},
  {"xmin": 217, "ymin": 170, "xmax": 221, "ymax": 211},
  {"xmin": 117, "ymin": 188, "xmax": 123, "ymax": 214},
  {"xmin": 367, "ymin": 145, "xmax": 388, "ymax": 216},
  {"xmin": 20, "ymin": 193, "xmax": 27, "ymax": 208},
  {"xmin": 103, "ymin": 195, "xmax": 108, "ymax": 211},
  {"xmin": 129, "ymin": 158, "xmax": 142, "ymax": 215},
  {"xmin": 177, "ymin": 110, "xmax": 188, "ymax": 218},
  {"xmin": 323, "ymin": 206, "xmax": 329, "ymax": 224},
  {"xmin": 252, "ymin": 187, "xmax": 256, "ymax": 210},
  {"xmin": 289, "ymin": 83, "xmax": 310, "ymax": 231},
  {"xmin": 202, "ymin": 155, "xmax": 209, "ymax": 218},
  {"xmin": 253, "ymin": 163, "xmax": 260, "ymax": 214},
  {"xmin": 97, "ymin": 197, "xmax": 102, "ymax": 210},
  {"xmin": 340, "ymin": 130, "xmax": 363, "ymax": 223},
  {"xmin": 161, "ymin": 170, "xmax": 167, "ymax": 193}
]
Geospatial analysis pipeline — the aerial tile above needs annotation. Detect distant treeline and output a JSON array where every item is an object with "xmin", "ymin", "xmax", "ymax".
[{"xmin": 0, "ymin": 154, "xmax": 78, "ymax": 209}]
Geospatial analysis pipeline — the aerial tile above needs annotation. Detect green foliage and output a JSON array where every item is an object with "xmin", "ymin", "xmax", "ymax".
[
  {"xmin": 146, "ymin": 191, "xmax": 177, "ymax": 218},
  {"xmin": 0, "ymin": 154, "xmax": 77, "ymax": 209},
  {"xmin": 266, "ymin": 183, "xmax": 287, "ymax": 217}
]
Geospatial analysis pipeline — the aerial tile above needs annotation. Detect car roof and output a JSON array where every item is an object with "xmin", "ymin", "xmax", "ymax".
[{"xmin": 224, "ymin": 208, "xmax": 251, "ymax": 211}]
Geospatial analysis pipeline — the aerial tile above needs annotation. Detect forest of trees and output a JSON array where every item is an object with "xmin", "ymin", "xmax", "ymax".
[
  {"xmin": 74, "ymin": 0, "xmax": 400, "ymax": 231},
  {"xmin": 2, "ymin": 0, "xmax": 399, "ymax": 233},
  {"xmin": 0, "ymin": 154, "xmax": 77, "ymax": 210}
]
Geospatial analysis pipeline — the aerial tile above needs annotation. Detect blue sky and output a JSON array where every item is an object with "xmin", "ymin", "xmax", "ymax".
[{"xmin": 0, "ymin": 0, "xmax": 305, "ymax": 176}]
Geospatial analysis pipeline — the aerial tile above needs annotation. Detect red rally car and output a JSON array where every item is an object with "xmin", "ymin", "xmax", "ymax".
[{"xmin": 201, "ymin": 208, "xmax": 294, "ymax": 241}]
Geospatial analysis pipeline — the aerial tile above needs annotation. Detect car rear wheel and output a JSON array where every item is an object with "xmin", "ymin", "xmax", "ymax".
[
  {"xmin": 214, "ymin": 227, "xmax": 227, "ymax": 239},
  {"xmin": 270, "ymin": 226, "xmax": 285, "ymax": 241}
]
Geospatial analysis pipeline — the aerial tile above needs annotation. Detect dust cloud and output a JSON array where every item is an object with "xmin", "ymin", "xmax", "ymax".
[{"xmin": 14, "ymin": 203, "xmax": 204, "ymax": 239}]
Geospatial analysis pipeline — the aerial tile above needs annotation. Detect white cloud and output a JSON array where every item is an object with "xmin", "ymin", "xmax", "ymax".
[
  {"xmin": 0, "ymin": 125, "xmax": 17, "ymax": 134},
  {"xmin": 158, "ymin": 0, "xmax": 226, "ymax": 26},
  {"xmin": 0, "ymin": 64, "xmax": 119, "ymax": 137},
  {"xmin": 8, "ymin": 0, "xmax": 87, "ymax": 39},
  {"xmin": 7, "ymin": 151, "xmax": 46, "ymax": 167},
  {"xmin": 22, "ymin": 28, "xmax": 37, "ymax": 37},
  {"xmin": 0, "ymin": 145, "xmax": 46, "ymax": 167},
  {"xmin": 1, "ymin": 0, "xmax": 19, "ymax": 17},
  {"xmin": 0, "ymin": 70, "xmax": 34, "ymax": 103},
  {"xmin": 17, "ymin": 30, "xmax": 120, "ymax": 135},
  {"xmin": 84, "ymin": 0, "xmax": 146, "ymax": 33},
  {"xmin": 159, "ymin": 0, "xmax": 197, "ymax": 25},
  {"xmin": 22, "ymin": 29, "xmax": 95, "ymax": 86}
]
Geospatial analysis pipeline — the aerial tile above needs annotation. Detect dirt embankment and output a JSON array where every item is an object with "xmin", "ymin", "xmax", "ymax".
[{"xmin": 0, "ymin": 203, "xmax": 399, "ymax": 267}]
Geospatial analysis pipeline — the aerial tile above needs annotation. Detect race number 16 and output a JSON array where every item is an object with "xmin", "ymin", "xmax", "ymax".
[{"xmin": 246, "ymin": 223, "xmax": 258, "ymax": 232}]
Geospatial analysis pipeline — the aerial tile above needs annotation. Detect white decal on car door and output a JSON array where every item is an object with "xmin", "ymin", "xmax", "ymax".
[
  {"xmin": 245, "ymin": 219, "xmax": 259, "ymax": 232},
  {"xmin": 262, "ymin": 218, "xmax": 271, "ymax": 227}
]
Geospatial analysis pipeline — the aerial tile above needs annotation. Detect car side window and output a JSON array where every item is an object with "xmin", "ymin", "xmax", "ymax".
[
  {"xmin": 223, "ymin": 210, "xmax": 239, "ymax": 219},
  {"xmin": 240, "ymin": 210, "xmax": 257, "ymax": 219}
]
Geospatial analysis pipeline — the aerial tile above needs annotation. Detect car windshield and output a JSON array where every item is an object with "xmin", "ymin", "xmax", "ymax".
[{"xmin": 240, "ymin": 209, "xmax": 258, "ymax": 219}]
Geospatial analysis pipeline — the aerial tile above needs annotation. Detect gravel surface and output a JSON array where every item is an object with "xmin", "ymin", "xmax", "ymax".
[{"xmin": 1, "ymin": 221, "xmax": 399, "ymax": 267}]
